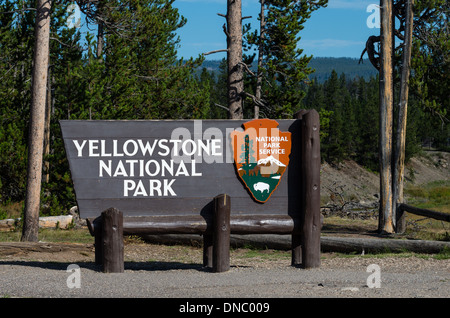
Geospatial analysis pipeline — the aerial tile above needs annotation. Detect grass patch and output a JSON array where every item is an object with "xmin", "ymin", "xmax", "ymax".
[
  {"xmin": 0, "ymin": 228, "xmax": 92, "ymax": 244},
  {"xmin": 405, "ymin": 180, "xmax": 450, "ymax": 213},
  {"xmin": 326, "ymin": 249, "xmax": 449, "ymax": 260},
  {"xmin": 239, "ymin": 248, "xmax": 290, "ymax": 261},
  {"xmin": 403, "ymin": 180, "xmax": 450, "ymax": 241},
  {"xmin": 0, "ymin": 201, "xmax": 23, "ymax": 220}
]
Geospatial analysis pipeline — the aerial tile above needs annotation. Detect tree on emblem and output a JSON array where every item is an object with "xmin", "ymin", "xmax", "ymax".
[{"xmin": 240, "ymin": 134, "xmax": 255, "ymax": 175}]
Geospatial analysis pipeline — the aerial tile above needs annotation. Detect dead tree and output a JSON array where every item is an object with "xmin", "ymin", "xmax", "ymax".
[
  {"xmin": 393, "ymin": 0, "xmax": 414, "ymax": 234},
  {"xmin": 205, "ymin": 1, "xmax": 245, "ymax": 119},
  {"xmin": 361, "ymin": 0, "xmax": 415, "ymax": 234},
  {"xmin": 226, "ymin": 0, "xmax": 244, "ymax": 119},
  {"xmin": 378, "ymin": 0, "xmax": 395, "ymax": 234},
  {"xmin": 22, "ymin": 0, "xmax": 52, "ymax": 242},
  {"xmin": 254, "ymin": 0, "xmax": 265, "ymax": 119}
]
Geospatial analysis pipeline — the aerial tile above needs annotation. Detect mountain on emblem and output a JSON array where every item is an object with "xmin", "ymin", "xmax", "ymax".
[{"xmin": 230, "ymin": 119, "xmax": 292, "ymax": 203}]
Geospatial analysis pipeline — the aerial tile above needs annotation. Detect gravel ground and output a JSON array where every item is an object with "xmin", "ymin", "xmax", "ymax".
[{"xmin": 0, "ymin": 242, "xmax": 448, "ymax": 299}]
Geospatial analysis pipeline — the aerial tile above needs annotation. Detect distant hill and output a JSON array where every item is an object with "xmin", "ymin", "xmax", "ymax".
[
  {"xmin": 308, "ymin": 57, "xmax": 378, "ymax": 82},
  {"xmin": 198, "ymin": 57, "xmax": 378, "ymax": 83}
]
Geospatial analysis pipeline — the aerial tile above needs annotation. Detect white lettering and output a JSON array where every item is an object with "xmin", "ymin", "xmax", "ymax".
[
  {"xmin": 99, "ymin": 160, "xmax": 112, "ymax": 177},
  {"xmin": 182, "ymin": 139, "xmax": 197, "ymax": 156},
  {"xmin": 88, "ymin": 140, "xmax": 99, "ymax": 157},
  {"xmin": 149, "ymin": 179, "xmax": 161, "ymax": 196},
  {"xmin": 73, "ymin": 140, "xmax": 87, "ymax": 157},
  {"xmin": 113, "ymin": 160, "xmax": 127, "ymax": 177},
  {"xmin": 137, "ymin": 139, "xmax": 157, "ymax": 156},
  {"xmin": 124, "ymin": 180, "xmax": 134, "ymax": 196},
  {"xmin": 113, "ymin": 140, "xmax": 124, "ymax": 156},
  {"xmin": 161, "ymin": 159, "xmax": 174, "ymax": 177},
  {"xmin": 164, "ymin": 179, "xmax": 176, "ymax": 196},
  {"xmin": 191, "ymin": 160, "xmax": 202, "ymax": 177},
  {"xmin": 145, "ymin": 160, "xmax": 160, "ymax": 177},
  {"xmin": 123, "ymin": 179, "xmax": 177, "ymax": 197},
  {"xmin": 100, "ymin": 140, "xmax": 111, "ymax": 156},
  {"xmin": 175, "ymin": 161, "xmax": 189, "ymax": 176},
  {"xmin": 157, "ymin": 139, "xmax": 170, "ymax": 156},
  {"xmin": 127, "ymin": 160, "xmax": 138, "ymax": 177},
  {"xmin": 134, "ymin": 180, "xmax": 147, "ymax": 196},
  {"xmin": 123, "ymin": 139, "xmax": 138, "ymax": 156}
]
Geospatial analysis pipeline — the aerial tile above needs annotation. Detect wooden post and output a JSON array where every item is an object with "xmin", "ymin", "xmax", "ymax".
[
  {"xmin": 291, "ymin": 235, "xmax": 302, "ymax": 266},
  {"xmin": 92, "ymin": 217, "xmax": 103, "ymax": 265},
  {"xmin": 301, "ymin": 110, "xmax": 321, "ymax": 268},
  {"xmin": 213, "ymin": 194, "xmax": 231, "ymax": 272},
  {"xmin": 291, "ymin": 110, "xmax": 309, "ymax": 266},
  {"xmin": 101, "ymin": 208, "xmax": 124, "ymax": 273},
  {"xmin": 203, "ymin": 234, "xmax": 213, "ymax": 268}
]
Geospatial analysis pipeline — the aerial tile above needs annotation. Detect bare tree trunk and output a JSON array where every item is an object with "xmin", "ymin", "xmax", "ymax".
[
  {"xmin": 378, "ymin": 0, "xmax": 394, "ymax": 234},
  {"xmin": 254, "ymin": 0, "xmax": 265, "ymax": 119},
  {"xmin": 97, "ymin": 22, "xmax": 104, "ymax": 60},
  {"xmin": 393, "ymin": 0, "xmax": 414, "ymax": 234},
  {"xmin": 22, "ymin": 0, "xmax": 52, "ymax": 242},
  {"xmin": 227, "ymin": 0, "xmax": 243, "ymax": 119},
  {"xmin": 96, "ymin": 0, "xmax": 104, "ymax": 61},
  {"xmin": 43, "ymin": 53, "xmax": 51, "ymax": 184}
]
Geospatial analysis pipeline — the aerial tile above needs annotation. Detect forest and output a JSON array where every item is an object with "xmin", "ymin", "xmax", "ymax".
[{"xmin": 0, "ymin": 0, "xmax": 448, "ymax": 219}]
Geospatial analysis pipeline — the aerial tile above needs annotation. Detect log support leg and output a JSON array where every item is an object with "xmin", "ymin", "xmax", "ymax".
[
  {"xmin": 212, "ymin": 194, "xmax": 231, "ymax": 273},
  {"xmin": 101, "ymin": 208, "xmax": 124, "ymax": 273},
  {"xmin": 301, "ymin": 110, "xmax": 321, "ymax": 269}
]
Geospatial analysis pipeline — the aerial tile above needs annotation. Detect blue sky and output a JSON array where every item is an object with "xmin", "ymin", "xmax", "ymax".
[{"xmin": 173, "ymin": 0, "xmax": 380, "ymax": 60}]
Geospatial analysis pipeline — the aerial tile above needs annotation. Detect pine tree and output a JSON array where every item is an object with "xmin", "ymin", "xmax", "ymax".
[
  {"xmin": 0, "ymin": 1, "xmax": 35, "ymax": 203},
  {"xmin": 243, "ymin": 0, "xmax": 328, "ymax": 118},
  {"xmin": 410, "ymin": 0, "xmax": 449, "ymax": 121}
]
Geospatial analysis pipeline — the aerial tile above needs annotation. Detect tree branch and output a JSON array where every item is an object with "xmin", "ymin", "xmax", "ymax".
[
  {"xmin": 0, "ymin": 8, "xmax": 36, "ymax": 14},
  {"xmin": 214, "ymin": 103, "xmax": 229, "ymax": 111},
  {"xmin": 242, "ymin": 91, "xmax": 268, "ymax": 108},
  {"xmin": 203, "ymin": 49, "xmax": 228, "ymax": 56},
  {"xmin": 222, "ymin": 23, "xmax": 230, "ymax": 38}
]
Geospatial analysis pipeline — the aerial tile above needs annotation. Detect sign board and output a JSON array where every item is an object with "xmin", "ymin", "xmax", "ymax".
[{"xmin": 60, "ymin": 120, "xmax": 301, "ymax": 219}]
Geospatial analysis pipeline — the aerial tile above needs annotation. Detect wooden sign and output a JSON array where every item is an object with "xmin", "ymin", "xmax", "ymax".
[
  {"xmin": 230, "ymin": 119, "xmax": 292, "ymax": 203},
  {"xmin": 60, "ymin": 120, "xmax": 300, "ymax": 219}
]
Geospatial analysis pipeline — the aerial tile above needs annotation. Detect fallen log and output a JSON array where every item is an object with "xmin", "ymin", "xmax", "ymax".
[
  {"xmin": 320, "ymin": 236, "xmax": 450, "ymax": 254},
  {"xmin": 142, "ymin": 234, "xmax": 450, "ymax": 254}
]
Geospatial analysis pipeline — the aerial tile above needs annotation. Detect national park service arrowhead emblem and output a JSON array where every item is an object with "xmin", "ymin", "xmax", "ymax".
[{"xmin": 230, "ymin": 119, "xmax": 291, "ymax": 203}]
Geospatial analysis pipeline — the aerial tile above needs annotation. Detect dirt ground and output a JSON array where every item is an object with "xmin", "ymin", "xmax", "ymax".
[
  {"xmin": 0, "ymin": 240, "xmax": 448, "ymax": 281},
  {"xmin": 320, "ymin": 150, "xmax": 450, "ymax": 205}
]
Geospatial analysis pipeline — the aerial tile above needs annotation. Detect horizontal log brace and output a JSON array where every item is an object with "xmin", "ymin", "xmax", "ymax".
[
  {"xmin": 87, "ymin": 214, "xmax": 298, "ymax": 236},
  {"xmin": 399, "ymin": 203, "xmax": 450, "ymax": 222}
]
